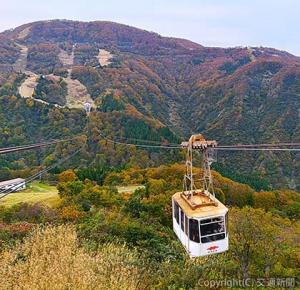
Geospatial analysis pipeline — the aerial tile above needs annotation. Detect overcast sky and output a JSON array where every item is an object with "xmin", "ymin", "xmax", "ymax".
[{"xmin": 0, "ymin": 0, "xmax": 299, "ymax": 56}]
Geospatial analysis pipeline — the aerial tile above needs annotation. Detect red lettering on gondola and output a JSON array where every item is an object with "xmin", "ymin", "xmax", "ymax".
[{"xmin": 207, "ymin": 246, "xmax": 219, "ymax": 251}]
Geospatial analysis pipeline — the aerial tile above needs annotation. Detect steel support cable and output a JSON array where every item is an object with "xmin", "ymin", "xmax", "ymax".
[
  {"xmin": 0, "ymin": 138, "xmax": 76, "ymax": 151},
  {"xmin": 0, "ymin": 119, "xmax": 86, "ymax": 197},
  {"xmin": 0, "ymin": 149, "xmax": 78, "ymax": 194},
  {"xmin": 99, "ymin": 132, "xmax": 300, "ymax": 150},
  {"xmin": 0, "ymin": 137, "xmax": 79, "ymax": 155},
  {"xmin": 3, "ymin": 142, "xmax": 297, "ymax": 196},
  {"xmin": 99, "ymin": 133, "xmax": 182, "ymax": 149},
  {"xmin": 99, "ymin": 133, "xmax": 300, "ymax": 151},
  {"xmin": 0, "ymin": 143, "xmax": 72, "ymax": 193},
  {"xmin": 215, "ymin": 147, "xmax": 300, "ymax": 152},
  {"xmin": 0, "ymin": 138, "xmax": 78, "ymax": 153},
  {"xmin": 111, "ymin": 135, "xmax": 181, "ymax": 146},
  {"xmin": 1, "ymin": 128, "xmax": 299, "ymax": 196},
  {"xmin": 217, "ymin": 143, "xmax": 300, "ymax": 148},
  {"xmin": 0, "ymin": 148, "xmax": 82, "ymax": 197},
  {"xmin": 0, "ymin": 142, "xmax": 54, "ymax": 152},
  {"xmin": 0, "ymin": 142, "xmax": 58, "ymax": 154},
  {"xmin": 0, "ymin": 136, "xmax": 88, "ymax": 197},
  {"xmin": 0, "ymin": 147, "xmax": 83, "ymax": 199},
  {"xmin": 1, "ymin": 132, "xmax": 299, "ymax": 153}
]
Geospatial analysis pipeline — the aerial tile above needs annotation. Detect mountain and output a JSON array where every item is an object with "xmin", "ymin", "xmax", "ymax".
[{"xmin": 0, "ymin": 20, "xmax": 299, "ymax": 189}]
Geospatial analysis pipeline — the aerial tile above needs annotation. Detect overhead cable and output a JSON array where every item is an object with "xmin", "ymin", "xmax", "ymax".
[{"xmin": 0, "ymin": 147, "xmax": 83, "ymax": 199}]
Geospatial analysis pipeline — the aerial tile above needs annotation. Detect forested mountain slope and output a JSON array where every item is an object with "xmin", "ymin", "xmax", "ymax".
[{"xmin": 0, "ymin": 20, "xmax": 299, "ymax": 188}]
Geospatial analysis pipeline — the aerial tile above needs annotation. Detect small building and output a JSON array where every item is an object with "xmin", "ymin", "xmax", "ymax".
[
  {"xmin": 84, "ymin": 102, "xmax": 92, "ymax": 113},
  {"xmin": 0, "ymin": 178, "xmax": 26, "ymax": 192}
]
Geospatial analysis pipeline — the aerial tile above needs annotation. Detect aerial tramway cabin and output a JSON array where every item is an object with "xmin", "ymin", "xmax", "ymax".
[
  {"xmin": 172, "ymin": 190, "xmax": 228, "ymax": 257},
  {"xmin": 172, "ymin": 134, "xmax": 229, "ymax": 257}
]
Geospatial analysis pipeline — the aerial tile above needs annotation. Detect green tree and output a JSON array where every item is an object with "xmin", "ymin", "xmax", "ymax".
[{"xmin": 229, "ymin": 207, "xmax": 291, "ymax": 278}]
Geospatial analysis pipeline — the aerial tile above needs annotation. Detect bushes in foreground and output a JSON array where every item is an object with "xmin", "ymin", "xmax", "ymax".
[
  {"xmin": 0, "ymin": 164, "xmax": 299, "ymax": 289},
  {"xmin": 0, "ymin": 222, "xmax": 34, "ymax": 248},
  {"xmin": 1, "ymin": 208, "xmax": 298, "ymax": 289},
  {"xmin": 0, "ymin": 225, "xmax": 147, "ymax": 290},
  {"xmin": 0, "ymin": 203, "xmax": 57, "ymax": 224}
]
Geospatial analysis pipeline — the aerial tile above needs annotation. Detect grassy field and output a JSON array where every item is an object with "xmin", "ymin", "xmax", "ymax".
[
  {"xmin": 0, "ymin": 181, "xmax": 61, "ymax": 207},
  {"xmin": 0, "ymin": 182, "xmax": 144, "ymax": 208},
  {"xmin": 117, "ymin": 185, "xmax": 145, "ymax": 193}
]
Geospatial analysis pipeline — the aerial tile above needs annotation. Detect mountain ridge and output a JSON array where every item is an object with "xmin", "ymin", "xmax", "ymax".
[
  {"xmin": 0, "ymin": 19, "xmax": 299, "ymax": 189},
  {"xmin": 4, "ymin": 19, "xmax": 298, "ymax": 58}
]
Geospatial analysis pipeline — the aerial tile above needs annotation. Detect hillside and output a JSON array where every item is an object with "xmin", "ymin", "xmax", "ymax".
[
  {"xmin": 0, "ymin": 20, "xmax": 299, "ymax": 188},
  {"xmin": 0, "ymin": 165, "xmax": 299, "ymax": 288}
]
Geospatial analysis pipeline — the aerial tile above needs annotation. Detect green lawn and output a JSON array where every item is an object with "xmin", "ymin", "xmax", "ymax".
[
  {"xmin": 0, "ymin": 181, "xmax": 61, "ymax": 207},
  {"xmin": 117, "ymin": 185, "xmax": 145, "ymax": 193},
  {"xmin": 0, "ymin": 183, "xmax": 143, "ymax": 208}
]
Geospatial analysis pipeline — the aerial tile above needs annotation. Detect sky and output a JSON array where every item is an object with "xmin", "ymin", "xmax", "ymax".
[{"xmin": 0, "ymin": 0, "xmax": 299, "ymax": 56}]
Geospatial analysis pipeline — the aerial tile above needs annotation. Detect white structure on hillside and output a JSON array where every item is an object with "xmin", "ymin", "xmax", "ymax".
[
  {"xmin": 84, "ymin": 102, "xmax": 92, "ymax": 113},
  {"xmin": 0, "ymin": 178, "xmax": 26, "ymax": 192}
]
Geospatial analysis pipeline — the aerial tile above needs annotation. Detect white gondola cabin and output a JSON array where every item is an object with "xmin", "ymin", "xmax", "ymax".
[
  {"xmin": 172, "ymin": 190, "xmax": 228, "ymax": 257},
  {"xmin": 172, "ymin": 134, "xmax": 229, "ymax": 257}
]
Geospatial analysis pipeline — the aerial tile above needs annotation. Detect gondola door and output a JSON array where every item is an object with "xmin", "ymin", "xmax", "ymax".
[
  {"xmin": 185, "ymin": 214, "xmax": 190, "ymax": 253},
  {"xmin": 180, "ymin": 208, "xmax": 188, "ymax": 250}
]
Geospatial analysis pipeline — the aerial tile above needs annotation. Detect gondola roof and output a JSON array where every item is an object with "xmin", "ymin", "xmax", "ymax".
[{"xmin": 173, "ymin": 191, "xmax": 228, "ymax": 218}]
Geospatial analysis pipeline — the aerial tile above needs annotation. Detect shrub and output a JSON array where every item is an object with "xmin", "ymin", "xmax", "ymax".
[
  {"xmin": 98, "ymin": 93, "xmax": 125, "ymax": 112},
  {"xmin": 0, "ymin": 222, "xmax": 34, "ymax": 248},
  {"xmin": 59, "ymin": 205, "xmax": 85, "ymax": 222},
  {"xmin": 58, "ymin": 169, "xmax": 77, "ymax": 183},
  {"xmin": 0, "ymin": 225, "xmax": 147, "ymax": 289},
  {"xmin": 0, "ymin": 203, "xmax": 57, "ymax": 224},
  {"xmin": 57, "ymin": 180, "xmax": 84, "ymax": 198}
]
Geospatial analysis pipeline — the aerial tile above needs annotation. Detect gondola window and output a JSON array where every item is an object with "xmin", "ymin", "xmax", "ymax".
[
  {"xmin": 174, "ymin": 201, "xmax": 179, "ymax": 224},
  {"xmin": 189, "ymin": 219, "xmax": 200, "ymax": 243},
  {"xmin": 200, "ymin": 216, "xmax": 226, "ymax": 243}
]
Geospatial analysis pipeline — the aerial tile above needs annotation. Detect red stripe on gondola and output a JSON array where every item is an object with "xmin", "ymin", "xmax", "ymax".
[{"xmin": 207, "ymin": 246, "xmax": 219, "ymax": 251}]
